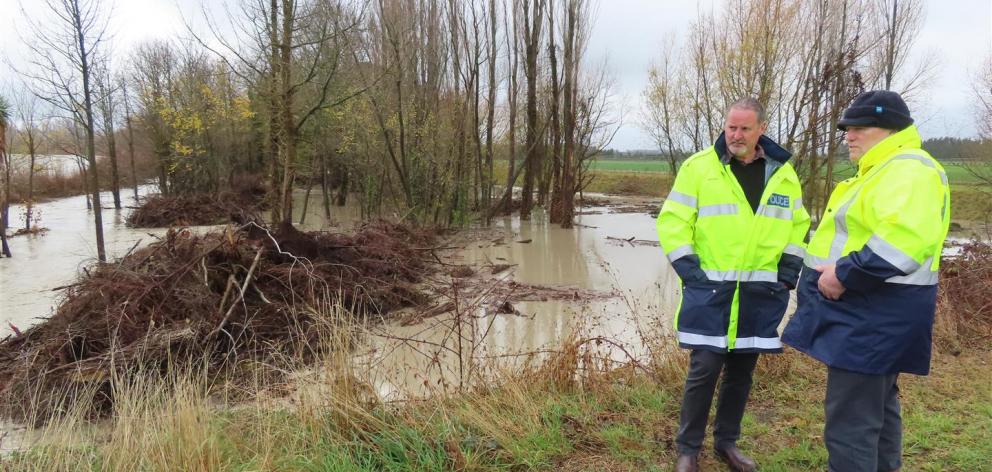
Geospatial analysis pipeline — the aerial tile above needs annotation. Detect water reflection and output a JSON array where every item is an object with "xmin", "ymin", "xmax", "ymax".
[{"xmin": 358, "ymin": 206, "xmax": 684, "ymax": 399}]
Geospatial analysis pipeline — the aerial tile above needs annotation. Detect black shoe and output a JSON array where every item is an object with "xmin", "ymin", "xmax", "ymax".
[
  {"xmin": 714, "ymin": 445, "xmax": 757, "ymax": 471},
  {"xmin": 674, "ymin": 454, "xmax": 698, "ymax": 472}
]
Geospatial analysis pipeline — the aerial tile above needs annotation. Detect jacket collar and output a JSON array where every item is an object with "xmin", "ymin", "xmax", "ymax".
[
  {"xmin": 855, "ymin": 125, "xmax": 923, "ymax": 176},
  {"xmin": 715, "ymin": 132, "xmax": 792, "ymax": 165}
]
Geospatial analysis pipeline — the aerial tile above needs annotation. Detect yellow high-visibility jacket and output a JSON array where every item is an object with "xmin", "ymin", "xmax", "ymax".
[
  {"xmin": 783, "ymin": 125, "xmax": 950, "ymax": 375},
  {"xmin": 657, "ymin": 133, "xmax": 810, "ymax": 353}
]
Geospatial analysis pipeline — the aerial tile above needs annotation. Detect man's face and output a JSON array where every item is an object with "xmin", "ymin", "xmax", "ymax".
[
  {"xmin": 724, "ymin": 108, "xmax": 767, "ymax": 160},
  {"xmin": 844, "ymin": 126, "xmax": 893, "ymax": 161}
]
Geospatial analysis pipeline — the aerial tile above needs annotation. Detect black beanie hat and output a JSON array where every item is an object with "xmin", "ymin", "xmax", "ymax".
[{"xmin": 837, "ymin": 90, "xmax": 914, "ymax": 131}]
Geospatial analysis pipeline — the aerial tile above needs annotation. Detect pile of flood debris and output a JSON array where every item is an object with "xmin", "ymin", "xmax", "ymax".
[
  {"xmin": 0, "ymin": 220, "xmax": 438, "ymax": 423},
  {"xmin": 126, "ymin": 177, "xmax": 270, "ymax": 227},
  {"xmin": 937, "ymin": 240, "xmax": 992, "ymax": 351}
]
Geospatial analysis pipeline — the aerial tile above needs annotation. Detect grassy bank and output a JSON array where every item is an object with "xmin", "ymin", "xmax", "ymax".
[
  {"xmin": 5, "ymin": 342, "xmax": 989, "ymax": 471},
  {"xmin": 494, "ymin": 161, "xmax": 992, "ymax": 223},
  {"xmin": 587, "ymin": 159, "xmax": 992, "ymax": 185},
  {"xmin": 584, "ymin": 170, "xmax": 989, "ymax": 223}
]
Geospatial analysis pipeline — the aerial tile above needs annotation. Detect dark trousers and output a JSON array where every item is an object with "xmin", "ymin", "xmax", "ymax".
[
  {"xmin": 675, "ymin": 349, "xmax": 759, "ymax": 455},
  {"xmin": 825, "ymin": 367, "xmax": 902, "ymax": 472}
]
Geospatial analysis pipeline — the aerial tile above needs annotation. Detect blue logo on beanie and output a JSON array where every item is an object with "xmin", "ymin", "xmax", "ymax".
[{"xmin": 875, "ymin": 106, "xmax": 883, "ymax": 113}]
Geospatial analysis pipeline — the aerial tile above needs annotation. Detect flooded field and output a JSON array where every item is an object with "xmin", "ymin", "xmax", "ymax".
[
  {"xmin": 3, "ymin": 189, "xmax": 985, "ymax": 403},
  {"xmin": 1, "ymin": 187, "xmax": 163, "ymax": 332},
  {"xmin": 0, "ymin": 190, "xmax": 682, "ymax": 398},
  {"xmin": 1, "ymin": 187, "xmax": 988, "ymax": 463}
]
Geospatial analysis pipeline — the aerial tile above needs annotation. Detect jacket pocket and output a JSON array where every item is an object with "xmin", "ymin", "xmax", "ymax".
[
  {"xmin": 738, "ymin": 281, "xmax": 790, "ymax": 338},
  {"xmin": 678, "ymin": 281, "xmax": 734, "ymax": 334}
]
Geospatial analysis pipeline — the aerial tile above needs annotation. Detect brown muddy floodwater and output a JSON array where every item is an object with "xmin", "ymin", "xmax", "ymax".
[
  {"xmin": 0, "ymin": 188, "xmax": 980, "ymax": 451},
  {"xmin": 356, "ymin": 202, "xmax": 688, "ymax": 399},
  {"xmin": 0, "ymin": 189, "xmax": 689, "ymax": 401}
]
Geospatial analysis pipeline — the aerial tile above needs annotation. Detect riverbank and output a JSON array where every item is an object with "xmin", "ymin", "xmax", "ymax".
[
  {"xmin": 4, "ymin": 237, "xmax": 991, "ymax": 471},
  {"xmin": 4, "ymin": 338, "xmax": 989, "ymax": 471},
  {"xmin": 1, "ymin": 190, "xmax": 989, "ymax": 471}
]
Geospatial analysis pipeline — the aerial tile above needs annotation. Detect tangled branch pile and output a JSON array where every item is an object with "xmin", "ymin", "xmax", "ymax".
[
  {"xmin": 0, "ymin": 221, "xmax": 437, "ymax": 423},
  {"xmin": 126, "ymin": 178, "xmax": 270, "ymax": 227},
  {"xmin": 935, "ymin": 241, "xmax": 992, "ymax": 353}
]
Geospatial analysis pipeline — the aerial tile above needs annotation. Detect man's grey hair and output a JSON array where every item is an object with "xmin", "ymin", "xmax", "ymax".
[{"xmin": 727, "ymin": 98, "xmax": 767, "ymax": 123}]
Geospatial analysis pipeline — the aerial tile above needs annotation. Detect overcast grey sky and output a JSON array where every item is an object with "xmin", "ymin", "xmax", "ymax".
[
  {"xmin": 3, "ymin": 0, "xmax": 990, "ymax": 150},
  {"xmin": 589, "ymin": 0, "xmax": 992, "ymax": 150}
]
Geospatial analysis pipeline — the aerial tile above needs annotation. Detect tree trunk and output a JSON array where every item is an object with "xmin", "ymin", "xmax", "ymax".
[
  {"xmin": 26, "ymin": 143, "xmax": 37, "ymax": 231},
  {"xmin": 277, "ymin": 0, "xmax": 298, "ymax": 226},
  {"xmin": 547, "ymin": 1, "xmax": 564, "ymax": 223},
  {"xmin": 520, "ymin": 0, "xmax": 544, "ymax": 220},
  {"xmin": 884, "ymin": 0, "xmax": 898, "ymax": 90},
  {"xmin": 74, "ymin": 0, "xmax": 106, "ymax": 262},
  {"xmin": 492, "ymin": 0, "xmax": 520, "ymax": 218},
  {"xmin": 483, "ymin": 0, "xmax": 498, "ymax": 220},
  {"xmin": 104, "ymin": 109, "xmax": 122, "ymax": 209},
  {"xmin": 557, "ymin": 0, "xmax": 578, "ymax": 229},
  {"xmin": 299, "ymin": 171, "xmax": 314, "ymax": 225},
  {"xmin": 268, "ymin": 0, "xmax": 283, "ymax": 224},
  {"xmin": 0, "ymin": 139, "xmax": 10, "ymax": 257},
  {"xmin": 320, "ymin": 152, "xmax": 332, "ymax": 219},
  {"xmin": 122, "ymin": 81, "xmax": 139, "ymax": 201},
  {"xmin": 335, "ymin": 168, "xmax": 348, "ymax": 206}
]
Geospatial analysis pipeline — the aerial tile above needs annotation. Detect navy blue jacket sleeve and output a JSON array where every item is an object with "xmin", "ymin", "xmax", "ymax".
[
  {"xmin": 777, "ymin": 253, "xmax": 803, "ymax": 289},
  {"xmin": 835, "ymin": 246, "xmax": 907, "ymax": 292},
  {"xmin": 671, "ymin": 254, "xmax": 709, "ymax": 283}
]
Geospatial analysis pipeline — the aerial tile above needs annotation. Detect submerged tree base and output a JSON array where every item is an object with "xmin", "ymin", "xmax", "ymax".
[{"xmin": 0, "ymin": 220, "xmax": 439, "ymax": 424}]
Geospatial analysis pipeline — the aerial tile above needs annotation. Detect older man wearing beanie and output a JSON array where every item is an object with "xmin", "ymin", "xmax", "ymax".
[{"xmin": 782, "ymin": 90, "xmax": 951, "ymax": 472}]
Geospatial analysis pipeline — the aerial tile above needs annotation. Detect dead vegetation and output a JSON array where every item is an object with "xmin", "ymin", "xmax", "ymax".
[
  {"xmin": 0, "ymin": 220, "xmax": 438, "ymax": 424},
  {"xmin": 126, "ymin": 177, "xmax": 270, "ymax": 228},
  {"xmin": 935, "ymin": 240, "xmax": 992, "ymax": 354}
]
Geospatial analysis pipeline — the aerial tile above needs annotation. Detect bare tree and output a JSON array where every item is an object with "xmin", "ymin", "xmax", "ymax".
[
  {"xmin": 190, "ymin": 0, "xmax": 363, "ymax": 225},
  {"xmin": 119, "ymin": 77, "xmax": 139, "ymax": 201},
  {"xmin": 490, "ymin": 0, "xmax": 521, "ymax": 218},
  {"xmin": 874, "ymin": 0, "xmax": 922, "ymax": 90},
  {"xmin": 14, "ymin": 91, "xmax": 46, "ymax": 231},
  {"xmin": 130, "ymin": 41, "xmax": 176, "ymax": 196},
  {"xmin": 483, "ymin": 0, "xmax": 499, "ymax": 215},
  {"xmin": 20, "ymin": 0, "xmax": 110, "ymax": 261},
  {"xmin": 518, "ymin": 0, "xmax": 545, "ymax": 220},
  {"xmin": 0, "ymin": 93, "xmax": 11, "ymax": 257},
  {"xmin": 965, "ymin": 54, "xmax": 992, "ymax": 188},
  {"xmin": 638, "ymin": 0, "xmax": 928, "ymax": 222},
  {"xmin": 545, "ymin": 0, "xmax": 562, "ymax": 218},
  {"xmin": 974, "ymin": 54, "xmax": 992, "ymax": 140},
  {"xmin": 641, "ymin": 38, "xmax": 685, "ymax": 176},
  {"xmin": 94, "ymin": 58, "xmax": 122, "ymax": 209}
]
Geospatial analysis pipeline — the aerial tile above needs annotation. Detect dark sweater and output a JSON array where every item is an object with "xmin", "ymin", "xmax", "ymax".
[{"xmin": 729, "ymin": 157, "xmax": 766, "ymax": 213}]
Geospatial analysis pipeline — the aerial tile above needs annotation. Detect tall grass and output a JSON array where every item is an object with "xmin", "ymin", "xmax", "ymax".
[{"xmin": 3, "ymin": 255, "xmax": 990, "ymax": 471}]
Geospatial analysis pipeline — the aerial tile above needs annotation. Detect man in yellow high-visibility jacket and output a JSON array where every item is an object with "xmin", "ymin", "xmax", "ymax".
[
  {"xmin": 657, "ymin": 98, "xmax": 810, "ymax": 472},
  {"xmin": 783, "ymin": 90, "xmax": 950, "ymax": 472}
]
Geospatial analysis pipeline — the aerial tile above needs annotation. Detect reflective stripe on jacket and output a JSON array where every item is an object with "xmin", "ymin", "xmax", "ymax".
[
  {"xmin": 657, "ymin": 133, "xmax": 810, "ymax": 353},
  {"xmin": 782, "ymin": 125, "xmax": 950, "ymax": 375}
]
